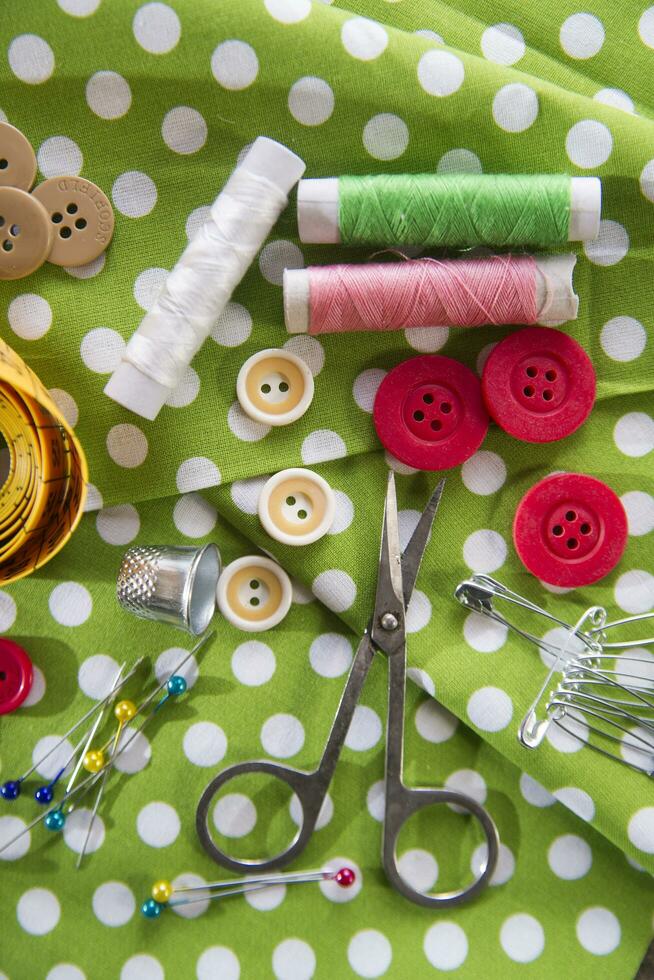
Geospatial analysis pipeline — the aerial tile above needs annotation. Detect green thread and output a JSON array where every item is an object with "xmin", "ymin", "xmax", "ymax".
[{"xmin": 338, "ymin": 173, "xmax": 571, "ymax": 248}]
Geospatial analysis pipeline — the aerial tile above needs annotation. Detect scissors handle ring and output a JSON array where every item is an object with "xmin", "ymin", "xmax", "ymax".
[
  {"xmin": 196, "ymin": 759, "xmax": 322, "ymax": 875},
  {"xmin": 383, "ymin": 786, "xmax": 500, "ymax": 908}
]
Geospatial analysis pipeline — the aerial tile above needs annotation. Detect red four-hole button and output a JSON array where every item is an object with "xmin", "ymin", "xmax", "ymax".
[
  {"xmin": 373, "ymin": 355, "xmax": 489, "ymax": 470},
  {"xmin": 513, "ymin": 473, "xmax": 628, "ymax": 587},
  {"xmin": 482, "ymin": 327, "xmax": 596, "ymax": 443},
  {"xmin": 0, "ymin": 638, "xmax": 33, "ymax": 715}
]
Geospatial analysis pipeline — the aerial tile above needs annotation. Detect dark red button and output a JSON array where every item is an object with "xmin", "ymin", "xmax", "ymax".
[
  {"xmin": 373, "ymin": 355, "xmax": 489, "ymax": 471},
  {"xmin": 481, "ymin": 327, "xmax": 595, "ymax": 443},
  {"xmin": 513, "ymin": 473, "xmax": 627, "ymax": 587},
  {"xmin": 0, "ymin": 639, "xmax": 33, "ymax": 714}
]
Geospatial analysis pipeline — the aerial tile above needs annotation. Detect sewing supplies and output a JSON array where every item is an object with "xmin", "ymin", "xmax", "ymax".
[
  {"xmin": 373, "ymin": 354, "xmax": 489, "ymax": 471},
  {"xmin": 31, "ymin": 176, "xmax": 115, "ymax": 267},
  {"xmin": 513, "ymin": 473, "xmax": 628, "ymax": 587},
  {"xmin": 283, "ymin": 253, "xmax": 578, "ymax": 335},
  {"xmin": 105, "ymin": 136, "xmax": 306, "ymax": 421},
  {"xmin": 297, "ymin": 174, "xmax": 601, "ymax": 247},
  {"xmin": 198, "ymin": 475, "xmax": 499, "ymax": 908},
  {"xmin": 117, "ymin": 543, "xmax": 220, "ymax": 634},
  {"xmin": 0, "ymin": 634, "xmax": 213, "ymax": 859},
  {"xmin": 216, "ymin": 555, "xmax": 292, "ymax": 632},
  {"xmin": 258, "ymin": 468, "xmax": 335, "ymax": 546},
  {"xmin": 141, "ymin": 866, "xmax": 356, "ymax": 919},
  {"xmin": 0, "ymin": 121, "xmax": 114, "ymax": 274},
  {"xmin": 456, "ymin": 575, "xmax": 654, "ymax": 774},
  {"xmin": 236, "ymin": 348, "xmax": 315, "ymax": 426},
  {"xmin": 481, "ymin": 326, "xmax": 596, "ymax": 442},
  {"xmin": 0, "ymin": 121, "xmax": 38, "ymax": 191},
  {"xmin": 0, "ymin": 638, "xmax": 33, "ymax": 714},
  {"xmin": 0, "ymin": 338, "xmax": 87, "ymax": 584}
]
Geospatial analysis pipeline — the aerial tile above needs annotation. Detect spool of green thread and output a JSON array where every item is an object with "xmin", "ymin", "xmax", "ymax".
[{"xmin": 296, "ymin": 173, "xmax": 601, "ymax": 248}]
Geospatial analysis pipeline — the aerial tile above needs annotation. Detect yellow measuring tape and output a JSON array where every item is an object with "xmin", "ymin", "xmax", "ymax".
[{"xmin": 0, "ymin": 338, "xmax": 88, "ymax": 584}]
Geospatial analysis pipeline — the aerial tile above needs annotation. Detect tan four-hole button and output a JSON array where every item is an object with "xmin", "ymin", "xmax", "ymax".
[
  {"xmin": 31, "ymin": 175, "xmax": 115, "ymax": 267},
  {"xmin": 0, "ymin": 122, "xmax": 37, "ymax": 192},
  {"xmin": 0, "ymin": 187, "xmax": 53, "ymax": 280}
]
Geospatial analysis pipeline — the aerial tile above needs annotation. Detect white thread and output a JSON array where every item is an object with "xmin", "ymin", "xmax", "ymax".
[
  {"xmin": 128, "ymin": 173, "xmax": 286, "ymax": 389},
  {"xmin": 105, "ymin": 138, "xmax": 305, "ymax": 418}
]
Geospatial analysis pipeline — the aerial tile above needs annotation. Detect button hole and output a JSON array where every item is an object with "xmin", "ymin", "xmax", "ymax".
[
  {"xmin": 261, "ymin": 383, "xmax": 271, "ymax": 394},
  {"xmin": 526, "ymin": 366, "xmax": 538, "ymax": 378},
  {"xmin": 566, "ymin": 538, "xmax": 579, "ymax": 550},
  {"xmin": 565, "ymin": 510, "xmax": 577, "ymax": 522},
  {"xmin": 59, "ymin": 226, "xmax": 72, "ymax": 239},
  {"xmin": 430, "ymin": 419, "xmax": 442, "ymax": 431},
  {"xmin": 9, "ymin": 224, "xmax": 20, "ymax": 237},
  {"xmin": 552, "ymin": 525, "xmax": 564, "ymax": 536},
  {"xmin": 66, "ymin": 203, "xmax": 78, "ymax": 214},
  {"xmin": 75, "ymin": 218, "xmax": 87, "ymax": 230},
  {"xmin": 0, "ymin": 671, "xmax": 6, "ymax": 681},
  {"xmin": 422, "ymin": 393, "xmax": 434, "ymax": 404},
  {"xmin": 542, "ymin": 389, "xmax": 553, "ymax": 401},
  {"xmin": 0, "ymin": 160, "xmax": 7, "ymax": 170},
  {"xmin": 249, "ymin": 579, "xmax": 260, "ymax": 590},
  {"xmin": 545, "ymin": 369, "xmax": 557, "ymax": 381},
  {"xmin": 0, "ymin": 216, "xmax": 4, "ymax": 226},
  {"xmin": 440, "ymin": 402, "xmax": 452, "ymax": 413},
  {"xmin": 285, "ymin": 496, "xmax": 296, "ymax": 506},
  {"xmin": 523, "ymin": 386, "xmax": 534, "ymax": 397},
  {"xmin": 413, "ymin": 411, "xmax": 424, "ymax": 421},
  {"xmin": 279, "ymin": 381, "xmax": 289, "ymax": 393},
  {"xmin": 580, "ymin": 523, "xmax": 591, "ymax": 535},
  {"xmin": 297, "ymin": 509, "xmax": 308, "ymax": 520},
  {"xmin": 51, "ymin": 212, "xmax": 63, "ymax": 224},
  {"xmin": 2, "ymin": 240, "xmax": 13, "ymax": 252},
  {"xmin": 249, "ymin": 597, "xmax": 260, "ymax": 606}
]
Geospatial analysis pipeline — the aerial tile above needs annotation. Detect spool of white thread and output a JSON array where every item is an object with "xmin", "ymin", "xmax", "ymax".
[
  {"xmin": 284, "ymin": 254, "xmax": 579, "ymax": 333},
  {"xmin": 296, "ymin": 177, "xmax": 601, "ymax": 244},
  {"xmin": 105, "ymin": 137, "xmax": 306, "ymax": 420}
]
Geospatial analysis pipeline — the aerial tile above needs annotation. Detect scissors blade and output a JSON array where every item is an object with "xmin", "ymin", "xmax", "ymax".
[
  {"xmin": 382, "ymin": 471, "xmax": 404, "ymax": 607},
  {"xmin": 400, "ymin": 478, "xmax": 445, "ymax": 608}
]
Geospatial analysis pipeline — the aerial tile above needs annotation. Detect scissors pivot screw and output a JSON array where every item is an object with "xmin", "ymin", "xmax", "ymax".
[{"xmin": 380, "ymin": 612, "xmax": 399, "ymax": 632}]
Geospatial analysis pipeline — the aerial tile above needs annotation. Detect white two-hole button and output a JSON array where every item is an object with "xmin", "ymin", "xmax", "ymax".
[
  {"xmin": 258, "ymin": 468, "xmax": 335, "ymax": 546},
  {"xmin": 236, "ymin": 348, "xmax": 314, "ymax": 426},
  {"xmin": 216, "ymin": 555, "xmax": 292, "ymax": 632}
]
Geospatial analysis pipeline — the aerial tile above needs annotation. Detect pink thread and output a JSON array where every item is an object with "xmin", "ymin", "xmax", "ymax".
[{"xmin": 308, "ymin": 254, "xmax": 539, "ymax": 334}]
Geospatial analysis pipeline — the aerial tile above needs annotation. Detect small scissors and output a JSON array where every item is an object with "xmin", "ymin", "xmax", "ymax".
[{"xmin": 197, "ymin": 474, "xmax": 500, "ymax": 908}]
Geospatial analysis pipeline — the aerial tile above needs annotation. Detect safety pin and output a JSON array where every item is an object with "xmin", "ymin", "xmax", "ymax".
[
  {"xmin": 141, "ymin": 866, "xmax": 357, "ymax": 919},
  {"xmin": 518, "ymin": 606, "xmax": 606, "ymax": 748}
]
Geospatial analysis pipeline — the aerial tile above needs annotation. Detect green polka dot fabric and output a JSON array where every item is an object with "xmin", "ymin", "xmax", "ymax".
[{"xmin": 1, "ymin": 1, "xmax": 654, "ymax": 977}]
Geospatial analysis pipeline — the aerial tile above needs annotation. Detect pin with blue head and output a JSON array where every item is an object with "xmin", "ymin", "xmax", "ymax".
[
  {"xmin": 1, "ymin": 779, "xmax": 22, "ymax": 801},
  {"xmin": 44, "ymin": 808, "xmax": 66, "ymax": 832},
  {"xmin": 154, "ymin": 674, "xmax": 187, "ymax": 714},
  {"xmin": 34, "ymin": 765, "xmax": 67, "ymax": 805}
]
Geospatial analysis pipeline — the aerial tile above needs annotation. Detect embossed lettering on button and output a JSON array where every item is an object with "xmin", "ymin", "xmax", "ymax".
[
  {"xmin": 217, "ymin": 555, "xmax": 292, "ymax": 632},
  {"xmin": 513, "ymin": 472, "xmax": 628, "ymax": 587},
  {"xmin": 258, "ymin": 467, "xmax": 335, "ymax": 546},
  {"xmin": 482, "ymin": 326, "xmax": 596, "ymax": 443},
  {"xmin": 373, "ymin": 354, "xmax": 489, "ymax": 470},
  {"xmin": 31, "ymin": 175, "xmax": 115, "ymax": 266},
  {"xmin": 0, "ymin": 122, "xmax": 37, "ymax": 191},
  {"xmin": 0, "ymin": 638, "xmax": 33, "ymax": 715},
  {"xmin": 236, "ymin": 348, "xmax": 314, "ymax": 426},
  {"xmin": 0, "ymin": 186, "xmax": 53, "ymax": 280}
]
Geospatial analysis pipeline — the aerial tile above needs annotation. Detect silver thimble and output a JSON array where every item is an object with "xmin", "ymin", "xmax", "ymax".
[{"xmin": 117, "ymin": 543, "xmax": 221, "ymax": 634}]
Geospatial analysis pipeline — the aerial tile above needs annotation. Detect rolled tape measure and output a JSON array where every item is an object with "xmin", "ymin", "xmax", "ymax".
[{"xmin": 0, "ymin": 339, "xmax": 88, "ymax": 584}]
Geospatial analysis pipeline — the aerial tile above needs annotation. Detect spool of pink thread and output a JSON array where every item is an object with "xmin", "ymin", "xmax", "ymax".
[{"xmin": 283, "ymin": 253, "xmax": 577, "ymax": 335}]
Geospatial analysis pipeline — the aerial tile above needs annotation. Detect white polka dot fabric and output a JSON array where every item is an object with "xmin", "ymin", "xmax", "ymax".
[{"xmin": 2, "ymin": 0, "xmax": 654, "ymax": 976}]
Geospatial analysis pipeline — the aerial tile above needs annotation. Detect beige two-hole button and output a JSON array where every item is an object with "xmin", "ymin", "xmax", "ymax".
[
  {"xmin": 236, "ymin": 348, "xmax": 314, "ymax": 426},
  {"xmin": 0, "ymin": 122, "xmax": 37, "ymax": 191},
  {"xmin": 0, "ymin": 187, "xmax": 53, "ymax": 280},
  {"xmin": 32, "ymin": 175, "xmax": 115, "ymax": 267},
  {"xmin": 259, "ymin": 468, "xmax": 335, "ymax": 546},
  {"xmin": 217, "ymin": 555, "xmax": 292, "ymax": 632}
]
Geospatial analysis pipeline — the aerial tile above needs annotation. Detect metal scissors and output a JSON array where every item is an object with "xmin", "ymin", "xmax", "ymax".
[{"xmin": 197, "ymin": 474, "xmax": 500, "ymax": 908}]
